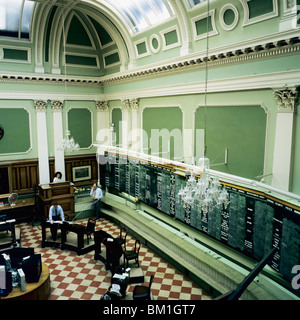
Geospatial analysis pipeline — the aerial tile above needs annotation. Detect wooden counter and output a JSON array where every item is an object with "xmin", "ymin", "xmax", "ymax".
[{"xmin": 38, "ymin": 182, "xmax": 74, "ymax": 220}]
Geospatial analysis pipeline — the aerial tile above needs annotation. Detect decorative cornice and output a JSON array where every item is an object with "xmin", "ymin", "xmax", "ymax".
[
  {"xmin": 100, "ymin": 38, "xmax": 300, "ymax": 86},
  {"xmin": 0, "ymin": 34, "xmax": 299, "ymax": 89}
]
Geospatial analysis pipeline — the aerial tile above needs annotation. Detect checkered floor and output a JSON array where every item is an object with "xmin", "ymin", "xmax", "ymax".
[{"xmin": 18, "ymin": 216, "xmax": 212, "ymax": 300}]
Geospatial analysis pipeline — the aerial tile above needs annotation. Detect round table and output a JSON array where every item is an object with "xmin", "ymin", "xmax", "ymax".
[{"xmin": 2, "ymin": 263, "xmax": 51, "ymax": 300}]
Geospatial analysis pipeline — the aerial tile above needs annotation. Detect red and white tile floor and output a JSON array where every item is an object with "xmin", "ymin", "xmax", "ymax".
[{"xmin": 18, "ymin": 217, "xmax": 212, "ymax": 300}]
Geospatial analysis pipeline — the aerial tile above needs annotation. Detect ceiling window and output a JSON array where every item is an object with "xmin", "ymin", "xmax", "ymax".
[
  {"xmin": 103, "ymin": 0, "xmax": 174, "ymax": 33},
  {"xmin": 0, "ymin": 0, "xmax": 35, "ymax": 39}
]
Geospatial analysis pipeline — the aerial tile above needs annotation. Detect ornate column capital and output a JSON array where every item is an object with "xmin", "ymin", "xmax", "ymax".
[
  {"xmin": 51, "ymin": 100, "xmax": 64, "ymax": 112},
  {"xmin": 130, "ymin": 98, "xmax": 139, "ymax": 111},
  {"xmin": 274, "ymin": 87, "xmax": 298, "ymax": 113},
  {"xmin": 121, "ymin": 99, "xmax": 131, "ymax": 111},
  {"xmin": 96, "ymin": 100, "xmax": 109, "ymax": 111},
  {"xmin": 34, "ymin": 100, "xmax": 47, "ymax": 112}
]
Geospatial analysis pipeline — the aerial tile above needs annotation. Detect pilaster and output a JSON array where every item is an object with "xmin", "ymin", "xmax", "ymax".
[
  {"xmin": 272, "ymin": 87, "xmax": 298, "ymax": 191},
  {"xmin": 130, "ymin": 98, "xmax": 140, "ymax": 152},
  {"xmin": 95, "ymin": 100, "xmax": 110, "ymax": 151},
  {"xmin": 34, "ymin": 100, "xmax": 50, "ymax": 184},
  {"xmin": 51, "ymin": 100, "xmax": 65, "ymax": 181},
  {"xmin": 121, "ymin": 99, "xmax": 131, "ymax": 149}
]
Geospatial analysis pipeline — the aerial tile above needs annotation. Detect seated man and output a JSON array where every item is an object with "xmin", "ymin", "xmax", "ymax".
[
  {"xmin": 48, "ymin": 200, "xmax": 65, "ymax": 241},
  {"xmin": 90, "ymin": 183, "xmax": 103, "ymax": 219}
]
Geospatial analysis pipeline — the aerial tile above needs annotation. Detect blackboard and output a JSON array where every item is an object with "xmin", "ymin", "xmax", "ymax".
[{"xmin": 103, "ymin": 153, "xmax": 300, "ymax": 283}]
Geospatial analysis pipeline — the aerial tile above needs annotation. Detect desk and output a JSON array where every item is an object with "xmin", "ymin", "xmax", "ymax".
[
  {"xmin": 94, "ymin": 230, "xmax": 123, "ymax": 272},
  {"xmin": 0, "ymin": 198, "xmax": 35, "ymax": 223},
  {"xmin": 62, "ymin": 222, "xmax": 94, "ymax": 255},
  {"xmin": 41, "ymin": 220, "xmax": 63, "ymax": 249},
  {"xmin": 1, "ymin": 263, "xmax": 51, "ymax": 300},
  {"xmin": 38, "ymin": 182, "xmax": 74, "ymax": 220},
  {"xmin": 0, "ymin": 219, "xmax": 17, "ymax": 248},
  {"xmin": 41, "ymin": 221, "xmax": 94, "ymax": 255}
]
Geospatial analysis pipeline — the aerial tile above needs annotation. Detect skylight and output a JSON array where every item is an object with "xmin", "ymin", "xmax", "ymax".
[
  {"xmin": 103, "ymin": 0, "xmax": 175, "ymax": 33},
  {"xmin": 0, "ymin": 0, "xmax": 34, "ymax": 39}
]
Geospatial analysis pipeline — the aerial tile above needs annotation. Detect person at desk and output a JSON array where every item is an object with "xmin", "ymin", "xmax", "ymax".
[
  {"xmin": 53, "ymin": 171, "xmax": 62, "ymax": 183},
  {"xmin": 90, "ymin": 183, "xmax": 103, "ymax": 219},
  {"xmin": 49, "ymin": 201, "xmax": 65, "ymax": 241}
]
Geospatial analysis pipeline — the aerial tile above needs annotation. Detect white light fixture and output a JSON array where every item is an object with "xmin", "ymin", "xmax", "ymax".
[
  {"xmin": 178, "ymin": 158, "xmax": 230, "ymax": 214},
  {"xmin": 57, "ymin": 130, "xmax": 80, "ymax": 152},
  {"xmin": 178, "ymin": 0, "xmax": 230, "ymax": 213}
]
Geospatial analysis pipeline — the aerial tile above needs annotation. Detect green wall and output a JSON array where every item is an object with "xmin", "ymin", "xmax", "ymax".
[
  {"xmin": 0, "ymin": 108, "xmax": 31, "ymax": 154},
  {"xmin": 195, "ymin": 105, "xmax": 267, "ymax": 179},
  {"xmin": 111, "ymin": 108, "xmax": 122, "ymax": 147},
  {"xmin": 67, "ymin": 108, "xmax": 92, "ymax": 149},
  {"xmin": 143, "ymin": 107, "xmax": 183, "ymax": 160}
]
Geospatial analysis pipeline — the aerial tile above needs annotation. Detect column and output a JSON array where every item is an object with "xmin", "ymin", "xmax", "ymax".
[
  {"xmin": 130, "ymin": 98, "xmax": 140, "ymax": 153},
  {"xmin": 121, "ymin": 99, "xmax": 131, "ymax": 150},
  {"xmin": 272, "ymin": 87, "xmax": 298, "ymax": 191},
  {"xmin": 34, "ymin": 100, "xmax": 50, "ymax": 185},
  {"xmin": 51, "ymin": 100, "xmax": 65, "ymax": 181}
]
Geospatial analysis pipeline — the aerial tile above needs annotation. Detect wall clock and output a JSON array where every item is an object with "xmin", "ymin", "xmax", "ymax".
[{"xmin": 0, "ymin": 125, "xmax": 4, "ymax": 140}]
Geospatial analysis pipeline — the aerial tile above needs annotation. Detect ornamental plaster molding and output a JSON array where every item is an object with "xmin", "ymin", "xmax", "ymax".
[
  {"xmin": 121, "ymin": 99, "xmax": 131, "ymax": 111},
  {"xmin": 34, "ymin": 100, "xmax": 47, "ymax": 112},
  {"xmin": 96, "ymin": 100, "xmax": 109, "ymax": 111},
  {"xmin": 51, "ymin": 100, "xmax": 63, "ymax": 112},
  {"xmin": 0, "ymin": 33, "xmax": 299, "ymax": 90},
  {"xmin": 273, "ymin": 87, "xmax": 298, "ymax": 113}
]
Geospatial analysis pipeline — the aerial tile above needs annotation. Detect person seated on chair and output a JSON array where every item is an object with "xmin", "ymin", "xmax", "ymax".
[
  {"xmin": 48, "ymin": 200, "xmax": 65, "ymax": 241},
  {"xmin": 53, "ymin": 171, "xmax": 62, "ymax": 183},
  {"xmin": 90, "ymin": 183, "xmax": 103, "ymax": 219}
]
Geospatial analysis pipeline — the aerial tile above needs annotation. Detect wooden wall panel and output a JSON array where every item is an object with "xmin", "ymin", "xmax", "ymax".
[
  {"xmin": 11, "ymin": 159, "xmax": 39, "ymax": 194},
  {"xmin": 2, "ymin": 154, "xmax": 98, "ymax": 195},
  {"xmin": 64, "ymin": 154, "xmax": 98, "ymax": 186}
]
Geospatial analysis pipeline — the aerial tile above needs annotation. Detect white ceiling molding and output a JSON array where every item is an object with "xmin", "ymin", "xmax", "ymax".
[{"xmin": 102, "ymin": 69, "xmax": 300, "ymax": 101}]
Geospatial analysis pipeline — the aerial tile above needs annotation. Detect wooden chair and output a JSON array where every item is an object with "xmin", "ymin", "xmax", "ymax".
[
  {"xmin": 133, "ymin": 275, "xmax": 154, "ymax": 300},
  {"xmin": 123, "ymin": 239, "xmax": 141, "ymax": 268},
  {"xmin": 84, "ymin": 218, "xmax": 96, "ymax": 244},
  {"xmin": 115, "ymin": 227, "xmax": 128, "ymax": 246}
]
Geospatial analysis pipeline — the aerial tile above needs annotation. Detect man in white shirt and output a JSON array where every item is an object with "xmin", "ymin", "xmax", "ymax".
[
  {"xmin": 48, "ymin": 201, "xmax": 65, "ymax": 240},
  {"xmin": 90, "ymin": 183, "xmax": 103, "ymax": 219}
]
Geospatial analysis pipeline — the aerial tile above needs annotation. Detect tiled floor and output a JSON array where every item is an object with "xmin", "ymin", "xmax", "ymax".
[{"xmin": 18, "ymin": 216, "xmax": 212, "ymax": 300}]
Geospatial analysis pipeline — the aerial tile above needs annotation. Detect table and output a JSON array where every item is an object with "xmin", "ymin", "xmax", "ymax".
[
  {"xmin": 41, "ymin": 220, "xmax": 94, "ymax": 255},
  {"xmin": 0, "ymin": 198, "xmax": 35, "ymax": 223},
  {"xmin": 94, "ymin": 230, "xmax": 123, "ymax": 272},
  {"xmin": 1, "ymin": 263, "xmax": 51, "ymax": 300}
]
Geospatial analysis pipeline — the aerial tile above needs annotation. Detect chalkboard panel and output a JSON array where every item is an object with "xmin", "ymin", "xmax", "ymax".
[{"xmin": 103, "ymin": 153, "xmax": 300, "ymax": 283}]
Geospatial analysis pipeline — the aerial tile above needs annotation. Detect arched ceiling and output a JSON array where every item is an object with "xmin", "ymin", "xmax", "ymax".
[{"xmin": 0, "ymin": 0, "xmax": 206, "ymax": 76}]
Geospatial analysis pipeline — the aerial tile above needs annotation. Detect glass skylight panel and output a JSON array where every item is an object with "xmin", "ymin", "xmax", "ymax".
[
  {"xmin": 21, "ymin": 0, "xmax": 34, "ymax": 36},
  {"xmin": 104, "ymin": 0, "xmax": 174, "ymax": 33},
  {"xmin": 186, "ymin": 0, "xmax": 209, "ymax": 9},
  {"xmin": 0, "ymin": 0, "xmax": 34, "ymax": 39}
]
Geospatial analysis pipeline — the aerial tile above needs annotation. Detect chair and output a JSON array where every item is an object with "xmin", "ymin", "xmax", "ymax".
[
  {"xmin": 115, "ymin": 227, "xmax": 128, "ymax": 246},
  {"xmin": 84, "ymin": 218, "xmax": 96, "ymax": 244},
  {"xmin": 133, "ymin": 275, "xmax": 154, "ymax": 300},
  {"xmin": 123, "ymin": 239, "xmax": 141, "ymax": 268}
]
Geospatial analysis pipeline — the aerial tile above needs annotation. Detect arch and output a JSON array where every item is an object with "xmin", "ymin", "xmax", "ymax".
[{"xmin": 32, "ymin": 2, "xmax": 54, "ymax": 73}]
